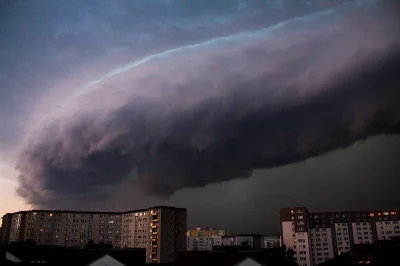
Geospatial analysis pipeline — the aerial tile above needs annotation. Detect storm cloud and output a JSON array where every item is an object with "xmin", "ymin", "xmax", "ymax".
[{"xmin": 16, "ymin": 0, "xmax": 400, "ymax": 206}]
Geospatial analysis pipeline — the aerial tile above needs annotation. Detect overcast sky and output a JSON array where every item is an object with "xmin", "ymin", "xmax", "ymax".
[{"xmin": 1, "ymin": 0, "xmax": 399, "ymax": 234}]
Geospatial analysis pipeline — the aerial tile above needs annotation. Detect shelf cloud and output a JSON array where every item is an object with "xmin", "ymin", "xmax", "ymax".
[{"xmin": 16, "ymin": 0, "xmax": 400, "ymax": 206}]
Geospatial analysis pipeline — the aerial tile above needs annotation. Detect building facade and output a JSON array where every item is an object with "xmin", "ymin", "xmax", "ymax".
[
  {"xmin": 262, "ymin": 235, "xmax": 281, "ymax": 248},
  {"xmin": 0, "ymin": 206, "xmax": 186, "ymax": 264},
  {"xmin": 186, "ymin": 228, "xmax": 230, "ymax": 251},
  {"xmin": 186, "ymin": 236, "xmax": 222, "ymax": 251},
  {"xmin": 235, "ymin": 234, "xmax": 263, "ymax": 249},
  {"xmin": 280, "ymin": 206, "xmax": 400, "ymax": 266},
  {"xmin": 186, "ymin": 234, "xmax": 266, "ymax": 251},
  {"xmin": 186, "ymin": 228, "xmax": 231, "ymax": 238}
]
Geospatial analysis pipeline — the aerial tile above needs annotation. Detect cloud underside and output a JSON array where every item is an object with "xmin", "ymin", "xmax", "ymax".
[{"xmin": 16, "ymin": 0, "xmax": 400, "ymax": 206}]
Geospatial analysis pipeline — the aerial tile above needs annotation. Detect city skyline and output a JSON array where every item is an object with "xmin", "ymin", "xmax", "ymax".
[{"xmin": 1, "ymin": 0, "xmax": 400, "ymax": 235}]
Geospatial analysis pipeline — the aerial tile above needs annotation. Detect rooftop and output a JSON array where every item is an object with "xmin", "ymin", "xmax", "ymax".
[
  {"xmin": 2, "ymin": 205, "xmax": 186, "ymax": 216},
  {"xmin": 1, "ymin": 245, "xmax": 146, "ymax": 266}
]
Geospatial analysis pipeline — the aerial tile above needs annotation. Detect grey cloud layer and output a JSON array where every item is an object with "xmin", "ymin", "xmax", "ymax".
[
  {"xmin": 0, "ymin": 0, "xmax": 331, "ymax": 154},
  {"xmin": 16, "ymin": 0, "xmax": 400, "ymax": 205}
]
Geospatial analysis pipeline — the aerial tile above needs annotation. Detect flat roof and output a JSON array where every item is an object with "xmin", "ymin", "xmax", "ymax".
[{"xmin": 2, "ymin": 206, "xmax": 186, "ymax": 216}]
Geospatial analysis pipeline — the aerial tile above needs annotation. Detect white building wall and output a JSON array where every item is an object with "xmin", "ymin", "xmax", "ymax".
[
  {"xmin": 9, "ymin": 213, "xmax": 22, "ymax": 243},
  {"xmin": 376, "ymin": 220, "xmax": 400, "ymax": 240},
  {"xmin": 212, "ymin": 236, "xmax": 222, "ymax": 247},
  {"xmin": 282, "ymin": 221, "xmax": 295, "ymax": 249},
  {"xmin": 296, "ymin": 232, "xmax": 312, "ymax": 266},
  {"xmin": 334, "ymin": 223, "xmax": 351, "ymax": 255},
  {"xmin": 282, "ymin": 222, "xmax": 311, "ymax": 266},
  {"xmin": 187, "ymin": 236, "xmax": 221, "ymax": 250},
  {"xmin": 263, "ymin": 236, "xmax": 280, "ymax": 248},
  {"xmin": 352, "ymin": 222, "xmax": 373, "ymax": 245},
  {"xmin": 311, "ymin": 228, "xmax": 334, "ymax": 265}
]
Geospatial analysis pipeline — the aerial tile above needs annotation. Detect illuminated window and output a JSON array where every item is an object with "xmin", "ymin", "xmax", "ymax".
[
  {"xmin": 383, "ymin": 212, "xmax": 389, "ymax": 216},
  {"xmin": 369, "ymin": 213, "xmax": 374, "ymax": 217},
  {"xmin": 291, "ymin": 210, "xmax": 294, "ymax": 214}
]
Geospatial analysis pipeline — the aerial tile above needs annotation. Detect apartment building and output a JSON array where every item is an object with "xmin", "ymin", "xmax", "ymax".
[
  {"xmin": 221, "ymin": 235, "xmax": 236, "ymax": 246},
  {"xmin": 0, "ymin": 213, "xmax": 14, "ymax": 244},
  {"xmin": 262, "ymin": 236, "xmax": 281, "ymax": 248},
  {"xmin": 235, "ymin": 234, "xmax": 263, "ymax": 249},
  {"xmin": 186, "ymin": 227, "xmax": 230, "ymax": 251},
  {"xmin": 280, "ymin": 206, "xmax": 400, "ymax": 266},
  {"xmin": 186, "ymin": 236, "xmax": 222, "ymax": 251},
  {"xmin": 0, "ymin": 206, "xmax": 187, "ymax": 264},
  {"xmin": 187, "ymin": 227, "xmax": 231, "ymax": 237},
  {"xmin": 187, "ymin": 234, "xmax": 266, "ymax": 251}
]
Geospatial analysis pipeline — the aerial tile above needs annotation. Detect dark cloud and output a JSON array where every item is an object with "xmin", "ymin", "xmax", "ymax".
[
  {"xmin": 15, "ymin": 0, "xmax": 400, "ymax": 206},
  {"xmin": 0, "ymin": 0, "xmax": 334, "ymax": 154}
]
